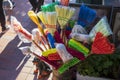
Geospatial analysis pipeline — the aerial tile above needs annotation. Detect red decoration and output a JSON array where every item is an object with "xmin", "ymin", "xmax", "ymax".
[
  {"xmin": 65, "ymin": 30, "xmax": 71, "ymax": 39},
  {"xmin": 54, "ymin": 31, "xmax": 63, "ymax": 43},
  {"xmin": 92, "ymin": 32, "xmax": 115, "ymax": 54},
  {"xmin": 48, "ymin": 53, "xmax": 61, "ymax": 61},
  {"xmin": 67, "ymin": 47, "xmax": 85, "ymax": 60},
  {"xmin": 60, "ymin": 0, "xmax": 69, "ymax": 6},
  {"xmin": 19, "ymin": 28, "xmax": 32, "ymax": 40}
]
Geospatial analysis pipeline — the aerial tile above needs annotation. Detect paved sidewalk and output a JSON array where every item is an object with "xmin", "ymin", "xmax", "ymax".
[{"xmin": 0, "ymin": 0, "xmax": 44, "ymax": 80}]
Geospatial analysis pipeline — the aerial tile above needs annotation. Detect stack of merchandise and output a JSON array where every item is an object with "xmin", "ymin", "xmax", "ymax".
[{"xmin": 11, "ymin": 1, "xmax": 117, "ymax": 80}]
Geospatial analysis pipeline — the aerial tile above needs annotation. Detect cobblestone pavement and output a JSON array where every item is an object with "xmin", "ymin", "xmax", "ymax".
[{"xmin": 0, "ymin": 0, "xmax": 114, "ymax": 80}]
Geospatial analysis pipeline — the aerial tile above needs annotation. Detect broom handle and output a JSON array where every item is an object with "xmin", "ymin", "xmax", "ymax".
[
  {"xmin": 32, "ymin": 40, "xmax": 44, "ymax": 52},
  {"xmin": 38, "ymin": 24, "xmax": 51, "ymax": 49},
  {"xmin": 39, "ymin": 36, "xmax": 48, "ymax": 50}
]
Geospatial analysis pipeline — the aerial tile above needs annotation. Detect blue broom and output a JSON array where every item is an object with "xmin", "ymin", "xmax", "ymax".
[{"xmin": 77, "ymin": 4, "xmax": 96, "ymax": 27}]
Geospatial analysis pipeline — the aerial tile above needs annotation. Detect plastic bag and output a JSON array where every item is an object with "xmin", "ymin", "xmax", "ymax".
[
  {"xmin": 70, "ymin": 33, "xmax": 90, "ymax": 44},
  {"xmin": 71, "ymin": 24, "xmax": 88, "ymax": 34},
  {"xmin": 19, "ymin": 46, "xmax": 32, "ymax": 55},
  {"xmin": 11, "ymin": 16, "xmax": 32, "ymax": 43},
  {"xmin": 89, "ymin": 16, "xmax": 113, "ymax": 42},
  {"xmin": 55, "ymin": 43, "xmax": 73, "ymax": 63}
]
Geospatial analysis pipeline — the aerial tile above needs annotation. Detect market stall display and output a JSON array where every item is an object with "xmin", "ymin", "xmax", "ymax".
[{"xmin": 11, "ymin": 1, "xmax": 119, "ymax": 80}]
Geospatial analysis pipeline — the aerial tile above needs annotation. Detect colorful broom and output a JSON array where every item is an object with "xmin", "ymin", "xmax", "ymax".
[
  {"xmin": 37, "ymin": 11, "xmax": 57, "ymax": 35},
  {"xmin": 28, "ymin": 10, "xmax": 51, "ymax": 49},
  {"xmin": 77, "ymin": 4, "xmax": 96, "ymax": 27},
  {"xmin": 55, "ymin": 5, "xmax": 75, "ymax": 44},
  {"xmin": 32, "ymin": 28, "xmax": 48, "ymax": 50},
  {"xmin": 11, "ymin": 16, "xmax": 44, "ymax": 52}
]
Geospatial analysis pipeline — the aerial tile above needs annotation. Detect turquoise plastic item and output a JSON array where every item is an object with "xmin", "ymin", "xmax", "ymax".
[{"xmin": 41, "ymin": 2, "xmax": 59, "ymax": 12}]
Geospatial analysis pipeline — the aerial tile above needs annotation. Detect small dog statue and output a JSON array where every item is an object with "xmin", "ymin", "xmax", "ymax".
[{"xmin": 32, "ymin": 57, "xmax": 52, "ymax": 79}]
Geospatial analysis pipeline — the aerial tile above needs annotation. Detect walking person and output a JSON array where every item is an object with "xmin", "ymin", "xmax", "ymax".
[
  {"xmin": 0, "ymin": 0, "xmax": 9, "ymax": 33},
  {"xmin": 29, "ymin": 0, "xmax": 44, "ymax": 12}
]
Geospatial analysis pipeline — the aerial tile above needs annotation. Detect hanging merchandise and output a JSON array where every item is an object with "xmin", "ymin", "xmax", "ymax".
[
  {"xmin": 77, "ymin": 4, "xmax": 96, "ymax": 27},
  {"xmin": 89, "ymin": 16, "xmax": 113, "ymax": 42}
]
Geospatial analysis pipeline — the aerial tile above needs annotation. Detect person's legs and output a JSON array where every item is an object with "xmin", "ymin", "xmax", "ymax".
[
  {"xmin": 29, "ymin": 0, "xmax": 37, "ymax": 11},
  {"xmin": 0, "ymin": 0, "xmax": 6, "ymax": 31},
  {"xmin": 10, "ymin": 0, "xmax": 15, "ymax": 8},
  {"xmin": 37, "ymin": 0, "xmax": 44, "ymax": 12}
]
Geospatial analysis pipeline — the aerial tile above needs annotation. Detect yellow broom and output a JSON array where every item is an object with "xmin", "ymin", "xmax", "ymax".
[
  {"xmin": 37, "ymin": 11, "xmax": 57, "ymax": 35},
  {"xmin": 55, "ymin": 5, "xmax": 75, "ymax": 44},
  {"xmin": 28, "ymin": 10, "xmax": 51, "ymax": 49},
  {"xmin": 27, "ymin": 11, "xmax": 44, "ymax": 34}
]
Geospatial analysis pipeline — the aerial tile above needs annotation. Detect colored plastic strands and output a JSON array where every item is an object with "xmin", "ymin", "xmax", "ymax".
[
  {"xmin": 66, "ymin": 47, "xmax": 85, "ymax": 60},
  {"xmin": 46, "ymin": 12, "xmax": 57, "ymax": 28},
  {"xmin": 32, "ymin": 52, "xmax": 60, "ymax": 69},
  {"xmin": 77, "ymin": 5, "xmax": 96, "ymax": 27},
  {"xmin": 42, "ymin": 48, "xmax": 56, "ymax": 57},
  {"xmin": 54, "ymin": 31, "xmax": 63, "ymax": 43},
  {"xmin": 41, "ymin": 2, "xmax": 58, "ymax": 12},
  {"xmin": 68, "ymin": 39, "xmax": 90, "ymax": 57},
  {"xmin": 89, "ymin": 16, "xmax": 113, "ymax": 42},
  {"xmin": 92, "ymin": 32, "xmax": 115, "ymax": 54},
  {"xmin": 37, "ymin": 12, "xmax": 57, "ymax": 35},
  {"xmin": 28, "ymin": 11, "xmax": 50, "ymax": 49},
  {"xmin": 27, "ymin": 11, "xmax": 44, "ymax": 34},
  {"xmin": 58, "ymin": 57, "xmax": 80, "ymax": 74},
  {"xmin": 41, "ymin": 2, "xmax": 59, "ymax": 12},
  {"xmin": 55, "ymin": 5, "xmax": 75, "ymax": 29},
  {"xmin": 37, "ymin": 11, "xmax": 47, "ymax": 25}
]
